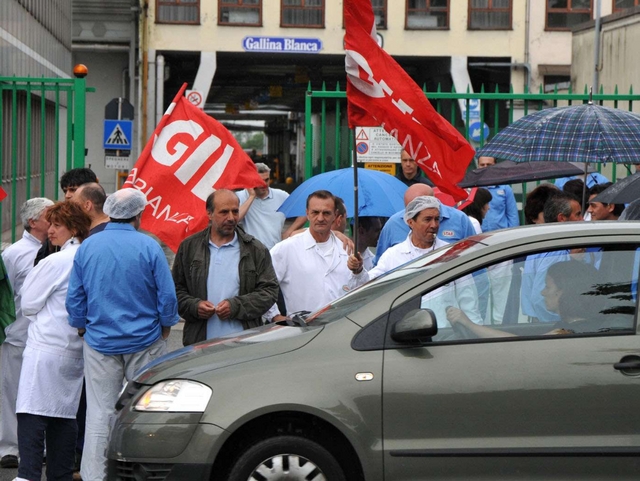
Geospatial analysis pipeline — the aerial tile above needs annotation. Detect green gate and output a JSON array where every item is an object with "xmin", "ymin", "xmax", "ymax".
[
  {"xmin": 304, "ymin": 84, "xmax": 640, "ymax": 182},
  {"xmin": 1, "ymin": 73, "xmax": 91, "ymax": 244}
]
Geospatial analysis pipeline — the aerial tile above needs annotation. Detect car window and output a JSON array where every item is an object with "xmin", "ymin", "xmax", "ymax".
[{"xmin": 415, "ymin": 245, "xmax": 638, "ymax": 343}]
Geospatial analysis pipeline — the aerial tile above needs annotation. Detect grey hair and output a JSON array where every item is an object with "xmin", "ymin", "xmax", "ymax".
[
  {"xmin": 543, "ymin": 192, "xmax": 578, "ymax": 223},
  {"xmin": 20, "ymin": 197, "xmax": 54, "ymax": 230},
  {"xmin": 255, "ymin": 162, "xmax": 270, "ymax": 174}
]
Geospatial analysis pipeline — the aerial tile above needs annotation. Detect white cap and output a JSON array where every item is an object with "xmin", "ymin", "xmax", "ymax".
[
  {"xmin": 404, "ymin": 196, "xmax": 441, "ymax": 224},
  {"xmin": 104, "ymin": 189, "xmax": 147, "ymax": 219}
]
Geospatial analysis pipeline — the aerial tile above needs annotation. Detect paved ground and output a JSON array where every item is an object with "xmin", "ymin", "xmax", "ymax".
[{"xmin": 0, "ymin": 322, "xmax": 186, "ymax": 480}]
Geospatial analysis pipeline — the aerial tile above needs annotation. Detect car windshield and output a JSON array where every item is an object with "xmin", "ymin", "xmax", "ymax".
[{"xmin": 303, "ymin": 237, "xmax": 488, "ymax": 326}]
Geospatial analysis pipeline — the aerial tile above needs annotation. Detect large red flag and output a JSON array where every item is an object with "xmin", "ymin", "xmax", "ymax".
[
  {"xmin": 345, "ymin": 0, "xmax": 474, "ymax": 200},
  {"xmin": 123, "ymin": 83, "xmax": 266, "ymax": 252}
]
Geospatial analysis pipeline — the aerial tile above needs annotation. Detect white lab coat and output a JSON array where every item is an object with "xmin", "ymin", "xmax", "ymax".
[
  {"xmin": 1, "ymin": 231, "xmax": 42, "ymax": 347},
  {"xmin": 16, "ymin": 238, "xmax": 84, "ymax": 418},
  {"xmin": 270, "ymin": 230, "xmax": 352, "ymax": 315},
  {"xmin": 349, "ymin": 234, "xmax": 483, "ymax": 326}
]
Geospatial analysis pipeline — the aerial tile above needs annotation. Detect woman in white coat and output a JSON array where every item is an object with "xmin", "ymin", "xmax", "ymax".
[{"xmin": 16, "ymin": 201, "xmax": 90, "ymax": 481}]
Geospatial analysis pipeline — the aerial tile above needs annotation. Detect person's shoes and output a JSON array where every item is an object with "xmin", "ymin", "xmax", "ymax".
[{"xmin": 0, "ymin": 454, "xmax": 19, "ymax": 468}]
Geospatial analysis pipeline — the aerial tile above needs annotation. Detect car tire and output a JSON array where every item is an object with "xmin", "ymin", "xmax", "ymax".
[{"xmin": 227, "ymin": 435, "xmax": 347, "ymax": 481}]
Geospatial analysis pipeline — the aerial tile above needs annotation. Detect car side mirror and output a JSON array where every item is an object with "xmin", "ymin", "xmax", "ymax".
[{"xmin": 391, "ymin": 308, "xmax": 438, "ymax": 343}]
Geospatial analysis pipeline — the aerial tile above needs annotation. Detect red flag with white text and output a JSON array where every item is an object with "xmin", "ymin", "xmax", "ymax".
[
  {"xmin": 345, "ymin": 0, "xmax": 474, "ymax": 200},
  {"xmin": 123, "ymin": 83, "xmax": 266, "ymax": 252}
]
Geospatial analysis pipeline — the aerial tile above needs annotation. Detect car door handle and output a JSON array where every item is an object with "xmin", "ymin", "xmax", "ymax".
[{"xmin": 614, "ymin": 355, "xmax": 640, "ymax": 374}]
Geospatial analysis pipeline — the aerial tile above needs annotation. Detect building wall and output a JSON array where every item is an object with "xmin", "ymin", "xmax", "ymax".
[
  {"xmin": 0, "ymin": 0, "xmax": 72, "ymax": 78},
  {"xmin": 573, "ymin": 8, "xmax": 640, "ymax": 107},
  {"xmin": 146, "ymin": 0, "xmax": 527, "ymax": 89}
]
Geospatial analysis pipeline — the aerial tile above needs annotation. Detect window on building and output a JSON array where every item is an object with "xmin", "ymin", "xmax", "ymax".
[
  {"xmin": 406, "ymin": 0, "xmax": 449, "ymax": 29},
  {"xmin": 281, "ymin": 0, "xmax": 324, "ymax": 28},
  {"xmin": 546, "ymin": 0, "xmax": 592, "ymax": 31},
  {"xmin": 373, "ymin": 0, "xmax": 387, "ymax": 29},
  {"xmin": 219, "ymin": 0, "xmax": 261, "ymax": 26},
  {"xmin": 469, "ymin": 0, "xmax": 512, "ymax": 29},
  {"xmin": 156, "ymin": 0, "xmax": 200, "ymax": 24},
  {"xmin": 544, "ymin": 75, "xmax": 571, "ymax": 92},
  {"xmin": 613, "ymin": 0, "xmax": 640, "ymax": 12}
]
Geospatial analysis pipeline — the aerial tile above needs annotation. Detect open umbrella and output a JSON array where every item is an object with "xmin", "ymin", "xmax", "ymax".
[
  {"xmin": 476, "ymin": 102, "xmax": 640, "ymax": 164},
  {"xmin": 591, "ymin": 172, "xmax": 640, "ymax": 204},
  {"xmin": 277, "ymin": 167, "xmax": 406, "ymax": 218},
  {"xmin": 459, "ymin": 160, "xmax": 584, "ymax": 188}
]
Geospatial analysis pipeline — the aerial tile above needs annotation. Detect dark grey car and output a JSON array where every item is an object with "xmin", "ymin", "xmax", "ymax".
[{"xmin": 108, "ymin": 222, "xmax": 640, "ymax": 480}]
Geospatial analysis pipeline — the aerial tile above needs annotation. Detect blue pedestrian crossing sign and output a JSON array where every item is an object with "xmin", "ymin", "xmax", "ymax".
[{"xmin": 103, "ymin": 120, "xmax": 132, "ymax": 150}]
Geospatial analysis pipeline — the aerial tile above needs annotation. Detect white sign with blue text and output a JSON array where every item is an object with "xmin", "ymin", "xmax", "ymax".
[{"xmin": 242, "ymin": 37, "xmax": 322, "ymax": 53}]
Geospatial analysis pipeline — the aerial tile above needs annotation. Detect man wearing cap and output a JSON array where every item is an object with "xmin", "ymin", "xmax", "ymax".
[
  {"xmin": 348, "ymin": 196, "xmax": 482, "ymax": 325},
  {"xmin": 66, "ymin": 188, "xmax": 179, "ymax": 481},
  {"xmin": 374, "ymin": 184, "xmax": 476, "ymax": 265}
]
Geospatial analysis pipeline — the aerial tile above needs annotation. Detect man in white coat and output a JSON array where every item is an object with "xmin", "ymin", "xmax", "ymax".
[
  {"xmin": 0, "ymin": 197, "xmax": 53, "ymax": 469},
  {"xmin": 269, "ymin": 190, "xmax": 352, "ymax": 316},
  {"xmin": 348, "ymin": 196, "xmax": 483, "ymax": 325}
]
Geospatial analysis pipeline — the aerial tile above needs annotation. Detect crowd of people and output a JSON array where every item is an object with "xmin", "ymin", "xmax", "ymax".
[{"xmin": 0, "ymin": 153, "xmax": 635, "ymax": 480}]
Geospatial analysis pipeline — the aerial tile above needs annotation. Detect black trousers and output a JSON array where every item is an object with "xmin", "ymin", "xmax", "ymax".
[{"xmin": 17, "ymin": 413, "xmax": 77, "ymax": 481}]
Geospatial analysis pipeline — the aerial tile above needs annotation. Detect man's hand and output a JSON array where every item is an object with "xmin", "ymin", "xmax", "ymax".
[
  {"xmin": 216, "ymin": 300, "xmax": 232, "ymax": 320},
  {"xmin": 446, "ymin": 306, "xmax": 471, "ymax": 325},
  {"xmin": 197, "ymin": 300, "xmax": 216, "ymax": 319},
  {"xmin": 247, "ymin": 188, "xmax": 256, "ymax": 198},
  {"xmin": 78, "ymin": 328, "xmax": 86, "ymax": 338},
  {"xmin": 272, "ymin": 314, "xmax": 289, "ymax": 322},
  {"xmin": 161, "ymin": 326, "xmax": 171, "ymax": 339},
  {"xmin": 348, "ymin": 252, "xmax": 364, "ymax": 274},
  {"xmin": 334, "ymin": 231, "xmax": 355, "ymax": 255}
]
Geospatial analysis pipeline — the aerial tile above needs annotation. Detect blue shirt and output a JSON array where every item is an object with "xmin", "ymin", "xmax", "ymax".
[
  {"xmin": 554, "ymin": 172, "xmax": 609, "ymax": 189},
  {"xmin": 206, "ymin": 234, "xmax": 243, "ymax": 339},
  {"xmin": 481, "ymin": 185, "xmax": 520, "ymax": 232},
  {"xmin": 66, "ymin": 223, "xmax": 179, "ymax": 355},
  {"xmin": 237, "ymin": 188, "xmax": 289, "ymax": 249},
  {"xmin": 520, "ymin": 250, "xmax": 570, "ymax": 322},
  {"xmin": 374, "ymin": 205, "xmax": 476, "ymax": 265}
]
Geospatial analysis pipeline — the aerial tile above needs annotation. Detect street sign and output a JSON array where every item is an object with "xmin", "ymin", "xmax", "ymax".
[
  {"xmin": 365, "ymin": 163, "xmax": 396, "ymax": 175},
  {"xmin": 103, "ymin": 120, "xmax": 133, "ymax": 150},
  {"xmin": 354, "ymin": 127, "xmax": 402, "ymax": 163},
  {"xmin": 105, "ymin": 155, "xmax": 130, "ymax": 170},
  {"xmin": 186, "ymin": 90, "xmax": 204, "ymax": 109},
  {"xmin": 469, "ymin": 120, "xmax": 490, "ymax": 142}
]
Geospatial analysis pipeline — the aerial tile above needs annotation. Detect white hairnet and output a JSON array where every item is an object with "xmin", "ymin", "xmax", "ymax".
[
  {"xmin": 104, "ymin": 189, "xmax": 147, "ymax": 219},
  {"xmin": 404, "ymin": 196, "xmax": 441, "ymax": 224}
]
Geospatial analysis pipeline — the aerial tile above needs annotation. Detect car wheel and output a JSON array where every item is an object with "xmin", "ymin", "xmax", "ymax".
[{"xmin": 227, "ymin": 435, "xmax": 347, "ymax": 481}]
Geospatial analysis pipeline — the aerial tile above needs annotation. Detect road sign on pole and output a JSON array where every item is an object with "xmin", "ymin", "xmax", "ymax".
[{"xmin": 103, "ymin": 120, "xmax": 133, "ymax": 150}]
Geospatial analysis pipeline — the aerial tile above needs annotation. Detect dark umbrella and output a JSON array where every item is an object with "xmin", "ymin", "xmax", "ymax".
[
  {"xmin": 476, "ymin": 102, "xmax": 640, "ymax": 164},
  {"xmin": 459, "ymin": 160, "xmax": 584, "ymax": 188},
  {"xmin": 591, "ymin": 172, "xmax": 640, "ymax": 204}
]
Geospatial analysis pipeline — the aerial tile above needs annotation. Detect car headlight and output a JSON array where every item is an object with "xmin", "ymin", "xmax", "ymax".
[{"xmin": 134, "ymin": 380, "xmax": 212, "ymax": 412}]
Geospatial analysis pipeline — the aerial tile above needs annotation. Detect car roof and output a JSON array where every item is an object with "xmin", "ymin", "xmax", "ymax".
[{"xmin": 344, "ymin": 221, "xmax": 640, "ymax": 327}]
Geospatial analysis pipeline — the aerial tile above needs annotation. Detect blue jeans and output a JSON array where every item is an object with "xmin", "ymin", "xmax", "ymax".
[{"xmin": 17, "ymin": 413, "xmax": 77, "ymax": 481}]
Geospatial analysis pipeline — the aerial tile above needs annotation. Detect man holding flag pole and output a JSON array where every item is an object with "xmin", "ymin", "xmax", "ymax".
[{"xmin": 344, "ymin": 0, "xmax": 475, "ymax": 267}]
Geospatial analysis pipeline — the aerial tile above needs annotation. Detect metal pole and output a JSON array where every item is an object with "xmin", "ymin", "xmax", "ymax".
[
  {"xmin": 352, "ymin": 128, "xmax": 359, "ymax": 255},
  {"xmin": 593, "ymin": 0, "xmax": 602, "ymax": 93}
]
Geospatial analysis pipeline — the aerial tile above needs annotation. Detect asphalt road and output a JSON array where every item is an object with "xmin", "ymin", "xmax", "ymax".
[{"xmin": 0, "ymin": 322, "xmax": 186, "ymax": 481}]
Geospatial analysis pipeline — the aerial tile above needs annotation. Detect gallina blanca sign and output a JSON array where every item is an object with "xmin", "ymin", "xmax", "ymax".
[{"xmin": 242, "ymin": 37, "xmax": 322, "ymax": 53}]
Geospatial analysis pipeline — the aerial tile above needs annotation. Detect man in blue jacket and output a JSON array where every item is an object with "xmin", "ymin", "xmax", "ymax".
[
  {"xmin": 66, "ymin": 189, "xmax": 179, "ymax": 481},
  {"xmin": 477, "ymin": 156, "xmax": 520, "ymax": 232}
]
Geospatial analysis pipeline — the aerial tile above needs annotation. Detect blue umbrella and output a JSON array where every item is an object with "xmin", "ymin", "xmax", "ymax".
[
  {"xmin": 278, "ymin": 168, "xmax": 407, "ymax": 218},
  {"xmin": 476, "ymin": 103, "xmax": 640, "ymax": 164}
]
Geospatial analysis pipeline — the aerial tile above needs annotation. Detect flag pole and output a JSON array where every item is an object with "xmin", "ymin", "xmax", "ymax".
[{"xmin": 352, "ymin": 128, "xmax": 359, "ymax": 255}]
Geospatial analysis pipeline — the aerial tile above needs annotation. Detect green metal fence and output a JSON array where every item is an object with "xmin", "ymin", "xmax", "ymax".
[
  {"xmin": 304, "ymin": 83, "xmax": 640, "ymax": 183},
  {"xmin": 1, "ymin": 74, "xmax": 91, "ymax": 244}
]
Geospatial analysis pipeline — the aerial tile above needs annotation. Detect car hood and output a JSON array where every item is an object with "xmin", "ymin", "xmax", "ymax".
[{"xmin": 134, "ymin": 323, "xmax": 323, "ymax": 385}]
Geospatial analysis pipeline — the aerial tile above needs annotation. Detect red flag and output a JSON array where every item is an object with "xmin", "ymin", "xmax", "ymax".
[
  {"xmin": 345, "ymin": 0, "xmax": 474, "ymax": 201},
  {"xmin": 123, "ymin": 83, "xmax": 266, "ymax": 252},
  {"xmin": 0, "ymin": 187, "xmax": 6, "ymax": 202}
]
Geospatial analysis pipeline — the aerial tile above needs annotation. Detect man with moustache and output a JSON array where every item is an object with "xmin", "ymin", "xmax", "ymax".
[
  {"xmin": 172, "ymin": 189, "xmax": 279, "ymax": 346},
  {"xmin": 269, "ymin": 190, "xmax": 352, "ymax": 316}
]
